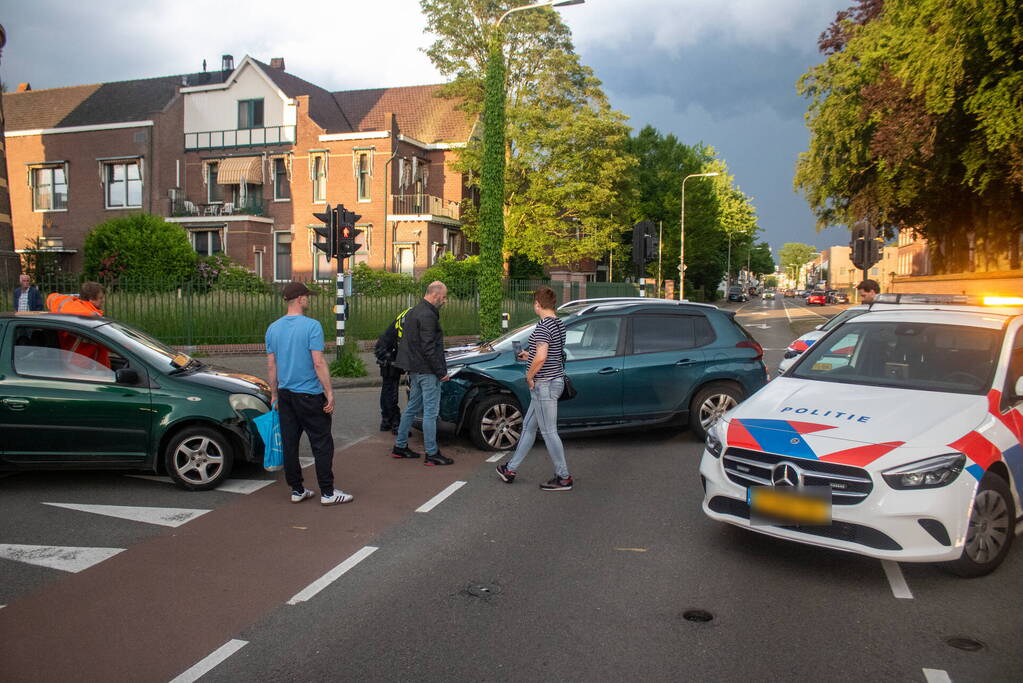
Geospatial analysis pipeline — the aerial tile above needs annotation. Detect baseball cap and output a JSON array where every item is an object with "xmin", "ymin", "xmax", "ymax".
[{"xmin": 282, "ymin": 282, "xmax": 316, "ymax": 300}]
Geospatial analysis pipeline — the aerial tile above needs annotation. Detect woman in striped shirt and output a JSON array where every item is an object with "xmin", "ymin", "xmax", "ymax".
[{"xmin": 496, "ymin": 286, "xmax": 572, "ymax": 491}]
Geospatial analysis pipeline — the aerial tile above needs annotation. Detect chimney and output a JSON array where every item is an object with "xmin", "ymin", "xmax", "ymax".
[
  {"xmin": 16, "ymin": 82, "xmax": 31, "ymax": 92},
  {"xmin": 269, "ymin": 57, "xmax": 285, "ymax": 71},
  {"xmin": 221, "ymin": 54, "xmax": 234, "ymax": 74}
]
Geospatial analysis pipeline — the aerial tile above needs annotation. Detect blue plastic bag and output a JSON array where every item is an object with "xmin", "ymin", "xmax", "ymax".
[{"xmin": 253, "ymin": 408, "xmax": 284, "ymax": 472}]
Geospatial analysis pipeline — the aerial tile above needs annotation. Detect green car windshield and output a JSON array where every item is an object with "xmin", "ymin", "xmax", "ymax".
[
  {"xmin": 481, "ymin": 312, "xmax": 576, "ymax": 353},
  {"xmin": 100, "ymin": 321, "xmax": 194, "ymax": 372}
]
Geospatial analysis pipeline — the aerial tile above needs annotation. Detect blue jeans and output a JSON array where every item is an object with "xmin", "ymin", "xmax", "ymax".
[
  {"xmin": 396, "ymin": 372, "xmax": 441, "ymax": 455},
  {"xmin": 506, "ymin": 377, "xmax": 568, "ymax": 479}
]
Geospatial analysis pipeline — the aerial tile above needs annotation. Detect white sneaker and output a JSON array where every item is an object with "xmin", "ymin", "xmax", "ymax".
[
  {"xmin": 290, "ymin": 489, "xmax": 315, "ymax": 503},
  {"xmin": 321, "ymin": 490, "xmax": 354, "ymax": 506}
]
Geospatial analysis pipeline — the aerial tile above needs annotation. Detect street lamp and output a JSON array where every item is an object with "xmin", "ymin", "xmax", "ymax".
[
  {"xmin": 678, "ymin": 172, "xmax": 718, "ymax": 300},
  {"xmin": 478, "ymin": 0, "xmax": 585, "ymax": 340}
]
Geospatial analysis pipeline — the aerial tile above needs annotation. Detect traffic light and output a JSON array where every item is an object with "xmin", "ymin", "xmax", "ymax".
[
  {"xmin": 336, "ymin": 205, "xmax": 363, "ymax": 259},
  {"xmin": 632, "ymin": 220, "xmax": 657, "ymax": 270},
  {"xmin": 849, "ymin": 222, "xmax": 883, "ymax": 270},
  {"xmin": 312, "ymin": 208, "xmax": 336, "ymax": 262}
]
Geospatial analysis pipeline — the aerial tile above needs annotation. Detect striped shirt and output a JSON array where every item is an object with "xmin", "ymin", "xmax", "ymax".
[{"xmin": 528, "ymin": 316, "xmax": 566, "ymax": 380}]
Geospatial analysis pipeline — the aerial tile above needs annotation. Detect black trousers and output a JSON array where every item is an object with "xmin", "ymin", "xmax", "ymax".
[
  {"xmin": 379, "ymin": 365, "xmax": 403, "ymax": 425},
  {"xmin": 278, "ymin": 389, "xmax": 334, "ymax": 495}
]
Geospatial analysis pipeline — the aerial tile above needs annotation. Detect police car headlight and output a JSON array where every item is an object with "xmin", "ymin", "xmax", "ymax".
[
  {"xmin": 230, "ymin": 393, "xmax": 270, "ymax": 415},
  {"xmin": 882, "ymin": 453, "xmax": 966, "ymax": 490},
  {"xmin": 705, "ymin": 424, "xmax": 725, "ymax": 459}
]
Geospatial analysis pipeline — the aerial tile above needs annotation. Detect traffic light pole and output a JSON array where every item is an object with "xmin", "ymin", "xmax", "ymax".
[{"xmin": 335, "ymin": 259, "xmax": 346, "ymax": 358}]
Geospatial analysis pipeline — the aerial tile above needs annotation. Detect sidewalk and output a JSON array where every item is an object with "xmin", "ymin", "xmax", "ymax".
[{"xmin": 204, "ymin": 350, "xmax": 385, "ymax": 388}]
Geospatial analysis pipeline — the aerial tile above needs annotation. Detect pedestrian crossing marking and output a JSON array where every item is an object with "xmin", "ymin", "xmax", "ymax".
[
  {"xmin": 124, "ymin": 475, "xmax": 273, "ymax": 494},
  {"xmin": 42, "ymin": 502, "xmax": 211, "ymax": 528},
  {"xmin": 0, "ymin": 544, "xmax": 124, "ymax": 573}
]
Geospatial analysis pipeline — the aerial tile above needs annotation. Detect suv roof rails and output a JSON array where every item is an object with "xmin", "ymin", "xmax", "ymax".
[{"xmin": 558, "ymin": 296, "xmax": 681, "ymax": 310}]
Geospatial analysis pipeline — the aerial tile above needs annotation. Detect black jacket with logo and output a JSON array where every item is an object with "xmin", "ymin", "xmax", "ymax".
[{"xmin": 395, "ymin": 299, "xmax": 447, "ymax": 378}]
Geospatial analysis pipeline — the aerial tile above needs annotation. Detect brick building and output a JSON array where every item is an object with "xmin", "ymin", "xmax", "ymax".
[
  {"xmin": 0, "ymin": 23, "xmax": 22, "ymax": 285},
  {"xmin": 818, "ymin": 244, "xmax": 899, "ymax": 291},
  {"xmin": 2, "ymin": 54, "xmax": 474, "ymax": 281}
]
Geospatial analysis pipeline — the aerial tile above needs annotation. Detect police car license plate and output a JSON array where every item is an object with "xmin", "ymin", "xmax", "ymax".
[{"xmin": 748, "ymin": 486, "xmax": 832, "ymax": 526}]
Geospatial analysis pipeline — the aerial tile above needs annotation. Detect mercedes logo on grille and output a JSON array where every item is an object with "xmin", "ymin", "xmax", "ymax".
[{"xmin": 772, "ymin": 462, "xmax": 802, "ymax": 487}]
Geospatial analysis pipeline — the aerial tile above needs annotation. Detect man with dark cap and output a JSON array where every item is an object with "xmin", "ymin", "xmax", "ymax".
[{"xmin": 266, "ymin": 282, "xmax": 352, "ymax": 506}]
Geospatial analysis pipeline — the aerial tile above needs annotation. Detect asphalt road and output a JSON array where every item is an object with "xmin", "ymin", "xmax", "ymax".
[{"xmin": 1, "ymin": 296, "xmax": 1020, "ymax": 681}]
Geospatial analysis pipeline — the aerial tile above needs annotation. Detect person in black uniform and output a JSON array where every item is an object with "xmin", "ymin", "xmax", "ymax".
[{"xmin": 374, "ymin": 306, "xmax": 411, "ymax": 433}]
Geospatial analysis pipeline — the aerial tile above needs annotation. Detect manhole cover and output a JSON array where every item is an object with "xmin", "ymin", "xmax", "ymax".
[
  {"xmin": 682, "ymin": 609, "xmax": 714, "ymax": 623},
  {"xmin": 467, "ymin": 583, "xmax": 502, "ymax": 598},
  {"xmin": 945, "ymin": 637, "xmax": 984, "ymax": 652}
]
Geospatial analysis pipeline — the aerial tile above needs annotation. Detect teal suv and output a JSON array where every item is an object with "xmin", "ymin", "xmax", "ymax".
[{"xmin": 439, "ymin": 299, "xmax": 769, "ymax": 450}]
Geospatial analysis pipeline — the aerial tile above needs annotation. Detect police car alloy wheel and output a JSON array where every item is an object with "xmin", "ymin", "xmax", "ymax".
[{"xmin": 946, "ymin": 473, "xmax": 1015, "ymax": 577}]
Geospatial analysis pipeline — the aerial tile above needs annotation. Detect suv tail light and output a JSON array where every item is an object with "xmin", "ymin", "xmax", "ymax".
[{"xmin": 736, "ymin": 340, "xmax": 763, "ymax": 360}]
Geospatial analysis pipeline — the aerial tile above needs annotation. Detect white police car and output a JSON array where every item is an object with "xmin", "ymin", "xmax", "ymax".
[
  {"xmin": 778, "ymin": 305, "xmax": 871, "ymax": 375},
  {"xmin": 702, "ymin": 295, "xmax": 1023, "ymax": 576}
]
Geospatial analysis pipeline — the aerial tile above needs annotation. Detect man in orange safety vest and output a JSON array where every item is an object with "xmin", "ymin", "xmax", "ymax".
[{"xmin": 46, "ymin": 282, "xmax": 110, "ymax": 368}]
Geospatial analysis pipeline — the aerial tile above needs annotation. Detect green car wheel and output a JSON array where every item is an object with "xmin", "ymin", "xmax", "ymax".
[{"xmin": 165, "ymin": 426, "xmax": 234, "ymax": 491}]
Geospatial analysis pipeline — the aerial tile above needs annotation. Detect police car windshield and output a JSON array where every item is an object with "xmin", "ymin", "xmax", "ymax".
[
  {"xmin": 820, "ymin": 308, "xmax": 866, "ymax": 332},
  {"xmin": 791, "ymin": 321, "xmax": 1001, "ymax": 394}
]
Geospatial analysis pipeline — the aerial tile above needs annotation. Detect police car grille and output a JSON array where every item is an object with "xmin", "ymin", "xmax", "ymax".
[{"xmin": 722, "ymin": 448, "xmax": 873, "ymax": 505}]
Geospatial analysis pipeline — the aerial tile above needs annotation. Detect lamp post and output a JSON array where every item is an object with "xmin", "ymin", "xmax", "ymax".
[
  {"xmin": 678, "ymin": 172, "xmax": 718, "ymax": 300},
  {"xmin": 478, "ymin": 0, "xmax": 584, "ymax": 340}
]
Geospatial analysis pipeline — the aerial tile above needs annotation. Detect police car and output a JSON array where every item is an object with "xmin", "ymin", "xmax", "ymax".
[
  {"xmin": 777, "ymin": 305, "xmax": 870, "ymax": 374},
  {"xmin": 701, "ymin": 294, "xmax": 1023, "ymax": 576}
]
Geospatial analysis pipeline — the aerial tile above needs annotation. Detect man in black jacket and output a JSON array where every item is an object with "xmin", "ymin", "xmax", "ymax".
[
  {"xmin": 391, "ymin": 281, "xmax": 453, "ymax": 465},
  {"xmin": 13, "ymin": 274, "xmax": 43, "ymax": 312}
]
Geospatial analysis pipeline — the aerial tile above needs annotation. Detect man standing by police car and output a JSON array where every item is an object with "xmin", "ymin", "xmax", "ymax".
[{"xmin": 390, "ymin": 281, "xmax": 453, "ymax": 465}]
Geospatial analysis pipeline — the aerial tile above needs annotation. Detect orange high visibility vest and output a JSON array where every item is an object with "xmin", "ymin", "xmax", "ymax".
[{"xmin": 45, "ymin": 294, "xmax": 110, "ymax": 368}]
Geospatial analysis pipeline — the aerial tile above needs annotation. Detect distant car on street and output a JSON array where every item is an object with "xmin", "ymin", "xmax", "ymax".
[
  {"xmin": 0, "ymin": 312, "xmax": 271, "ymax": 490},
  {"xmin": 806, "ymin": 291, "xmax": 829, "ymax": 305},
  {"xmin": 784, "ymin": 289, "xmax": 796, "ymax": 298},
  {"xmin": 702, "ymin": 294, "xmax": 1023, "ymax": 576},
  {"xmin": 764, "ymin": 290, "xmax": 776, "ymax": 300},
  {"xmin": 728, "ymin": 287, "xmax": 749, "ymax": 303},
  {"xmin": 430, "ymin": 299, "xmax": 768, "ymax": 450},
  {"xmin": 827, "ymin": 290, "xmax": 849, "ymax": 304}
]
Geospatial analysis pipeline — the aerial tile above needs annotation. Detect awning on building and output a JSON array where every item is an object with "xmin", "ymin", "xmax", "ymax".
[{"xmin": 216, "ymin": 156, "xmax": 262, "ymax": 185}]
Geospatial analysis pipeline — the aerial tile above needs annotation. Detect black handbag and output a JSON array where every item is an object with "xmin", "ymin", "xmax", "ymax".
[{"xmin": 559, "ymin": 374, "xmax": 577, "ymax": 402}]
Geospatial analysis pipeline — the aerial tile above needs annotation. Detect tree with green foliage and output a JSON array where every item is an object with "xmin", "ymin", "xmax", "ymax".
[
  {"xmin": 795, "ymin": 0, "xmax": 1023, "ymax": 273},
  {"xmin": 421, "ymin": 0, "xmax": 636, "ymax": 336},
  {"xmin": 778, "ymin": 242, "xmax": 820, "ymax": 285},
  {"xmin": 83, "ymin": 214, "xmax": 195, "ymax": 284},
  {"xmin": 420, "ymin": 254, "xmax": 481, "ymax": 296}
]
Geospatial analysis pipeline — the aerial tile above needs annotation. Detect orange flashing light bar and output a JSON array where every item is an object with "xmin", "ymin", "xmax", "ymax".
[{"xmin": 983, "ymin": 296, "xmax": 1023, "ymax": 307}]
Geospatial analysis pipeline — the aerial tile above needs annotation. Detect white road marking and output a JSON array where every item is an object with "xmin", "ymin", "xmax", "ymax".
[
  {"xmin": 881, "ymin": 560, "xmax": 914, "ymax": 599},
  {"xmin": 0, "ymin": 604, "xmax": 5, "ymax": 609},
  {"xmin": 169, "ymin": 639, "xmax": 248, "ymax": 683},
  {"xmin": 486, "ymin": 451, "xmax": 509, "ymax": 463},
  {"xmin": 0, "ymin": 544, "xmax": 125, "ymax": 573},
  {"xmin": 287, "ymin": 546, "xmax": 378, "ymax": 605},
  {"xmin": 302, "ymin": 435, "xmax": 372, "ymax": 469},
  {"xmin": 125, "ymin": 475, "xmax": 273, "ymax": 493},
  {"xmin": 416, "ymin": 481, "xmax": 467, "ymax": 513},
  {"xmin": 42, "ymin": 502, "xmax": 211, "ymax": 528},
  {"xmin": 922, "ymin": 668, "xmax": 952, "ymax": 683}
]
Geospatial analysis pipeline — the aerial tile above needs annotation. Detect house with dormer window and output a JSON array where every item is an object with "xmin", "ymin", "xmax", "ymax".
[{"xmin": 3, "ymin": 53, "xmax": 475, "ymax": 280}]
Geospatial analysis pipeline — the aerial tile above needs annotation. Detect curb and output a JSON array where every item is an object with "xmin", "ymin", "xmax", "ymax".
[{"xmin": 331, "ymin": 377, "xmax": 383, "ymax": 389}]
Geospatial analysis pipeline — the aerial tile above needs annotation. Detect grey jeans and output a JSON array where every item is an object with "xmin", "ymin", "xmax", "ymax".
[{"xmin": 506, "ymin": 376, "xmax": 568, "ymax": 479}]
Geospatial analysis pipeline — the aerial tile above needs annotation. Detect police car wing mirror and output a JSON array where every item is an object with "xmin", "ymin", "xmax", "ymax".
[
  {"xmin": 815, "ymin": 324, "xmax": 823, "ymax": 330},
  {"xmin": 1014, "ymin": 376, "xmax": 1023, "ymax": 399}
]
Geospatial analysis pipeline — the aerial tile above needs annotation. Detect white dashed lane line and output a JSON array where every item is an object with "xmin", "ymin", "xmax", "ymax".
[
  {"xmin": 416, "ymin": 481, "xmax": 468, "ymax": 513},
  {"xmin": 486, "ymin": 451, "xmax": 509, "ymax": 463},
  {"xmin": 287, "ymin": 546, "xmax": 378, "ymax": 605},
  {"xmin": 922, "ymin": 668, "xmax": 952, "ymax": 683},
  {"xmin": 169, "ymin": 639, "xmax": 249, "ymax": 683},
  {"xmin": 881, "ymin": 560, "xmax": 914, "ymax": 599}
]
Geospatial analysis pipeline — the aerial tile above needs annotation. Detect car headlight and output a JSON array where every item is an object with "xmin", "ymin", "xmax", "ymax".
[
  {"xmin": 705, "ymin": 423, "xmax": 725, "ymax": 459},
  {"xmin": 881, "ymin": 453, "xmax": 966, "ymax": 490},
  {"xmin": 230, "ymin": 393, "xmax": 270, "ymax": 415}
]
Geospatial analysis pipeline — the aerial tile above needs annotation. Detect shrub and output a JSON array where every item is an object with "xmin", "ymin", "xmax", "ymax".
[
  {"xmin": 83, "ymin": 214, "xmax": 196, "ymax": 286},
  {"xmin": 197, "ymin": 254, "xmax": 272, "ymax": 294},
  {"xmin": 350, "ymin": 262, "xmax": 419, "ymax": 296},
  {"xmin": 329, "ymin": 341, "xmax": 367, "ymax": 377},
  {"xmin": 421, "ymin": 254, "xmax": 480, "ymax": 297}
]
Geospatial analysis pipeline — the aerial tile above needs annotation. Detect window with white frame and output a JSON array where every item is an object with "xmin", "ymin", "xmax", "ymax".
[
  {"xmin": 311, "ymin": 153, "xmax": 327, "ymax": 203},
  {"xmin": 238, "ymin": 99, "xmax": 264, "ymax": 129},
  {"xmin": 357, "ymin": 152, "xmax": 371, "ymax": 201},
  {"xmin": 273, "ymin": 157, "xmax": 290, "ymax": 201},
  {"xmin": 254, "ymin": 250, "xmax": 264, "ymax": 279},
  {"xmin": 105, "ymin": 161, "xmax": 143, "ymax": 209},
  {"xmin": 207, "ymin": 162, "xmax": 224, "ymax": 203},
  {"xmin": 274, "ymin": 232, "xmax": 292, "ymax": 281},
  {"xmin": 191, "ymin": 229, "xmax": 222, "ymax": 256},
  {"xmin": 310, "ymin": 226, "xmax": 333, "ymax": 281},
  {"xmin": 31, "ymin": 165, "xmax": 68, "ymax": 211}
]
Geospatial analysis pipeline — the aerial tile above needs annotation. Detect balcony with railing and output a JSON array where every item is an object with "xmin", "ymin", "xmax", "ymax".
[
  {"xmin": 184, "ymin": 125, "xmax": 296, "ymax": 151},
  {"xmin": 391, "ymin": 194, "xmax": 461, "ymax": 221},
  {"xmin": 168, "ymin": 197, "xmax": 269, "ymax": 218}
]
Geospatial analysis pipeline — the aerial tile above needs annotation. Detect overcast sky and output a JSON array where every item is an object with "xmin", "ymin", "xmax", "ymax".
[{"xmin": 1, "ymin": 0, "xmax": 855, "ymax": 256}]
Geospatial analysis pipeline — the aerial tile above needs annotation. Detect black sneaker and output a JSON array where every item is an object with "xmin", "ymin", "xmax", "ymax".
[
  {"xmin": 424, "ymin": 451, "xmax": 454, "ymax": 466},
  {"xmin": 380, "ymin": 422, "xmax": 392, "ymax": 432},
  {"xmin": 496, "ymin": 464, "xmax": 516, "ymax": 483},
  {"xmin": 540, "ymin": 476, "xmax": 573, "ymax": 491},
  {"xmin": 391, "ymin": 444, "xmax": 421, "ymax": 459}
]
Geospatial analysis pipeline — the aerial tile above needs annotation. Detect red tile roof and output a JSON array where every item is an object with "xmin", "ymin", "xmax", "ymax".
[{"xmin": 333, "ymin": 84, "xmax": 472, "ymax": 143}]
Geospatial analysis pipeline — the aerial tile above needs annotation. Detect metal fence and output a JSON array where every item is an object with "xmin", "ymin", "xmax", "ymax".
[{"xmin": 2, "ymin": 277, "xmax": 568, "ymax": 347}]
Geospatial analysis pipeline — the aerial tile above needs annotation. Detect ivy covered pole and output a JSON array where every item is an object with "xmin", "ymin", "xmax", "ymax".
[{"xmin": 478, "ymin": 1, "xmax": 586, "ymax": 341}]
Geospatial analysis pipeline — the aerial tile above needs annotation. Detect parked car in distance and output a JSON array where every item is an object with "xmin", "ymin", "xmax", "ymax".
[
  {"xmin": 728, "ymin": 287, "xmax": 750, "ymax": 303},
  {"xmin": 806, "ymin": 291, "xmax": 829, "ymax": 305},
  {"xmin": 827, "ymin": 290, "xmax": 850, "ymax": 304},
  {"xmin": 433, "ymin": 299, "xmax": 769, "ymax": 450},
  {"xmin": 784, "ymin": 289, "xmax": 796, "ymax": 298},
  {"xmin": 764, "ymin": 290, "xmax": 776, "ymax": 300},
  {"xmin": 0, "ymin": 312, "xmax": 271, "ymax": 490}
]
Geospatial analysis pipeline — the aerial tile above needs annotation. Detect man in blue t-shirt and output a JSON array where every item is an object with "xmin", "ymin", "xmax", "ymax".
[{"xmin": 266, "ymin": 282, "xmax": 352, "ymax": 506}]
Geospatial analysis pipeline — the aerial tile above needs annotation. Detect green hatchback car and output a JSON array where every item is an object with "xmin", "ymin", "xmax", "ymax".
[
  {"xmin": 0, "ymin": 312, "xmax": 271, "ymax": 490},
  {"xmin": 436, "ymin": 299, "xmax": 769, "ymax": 450}
]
